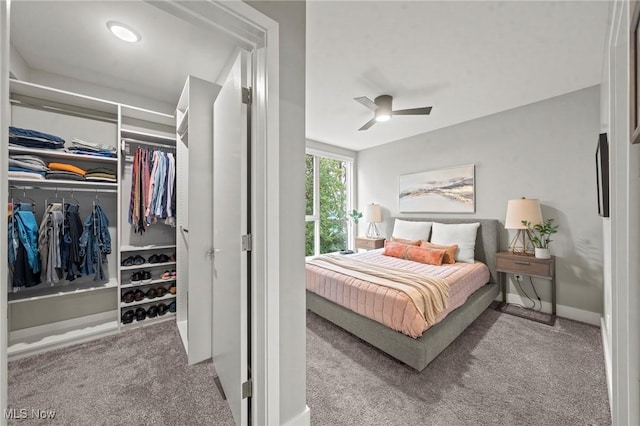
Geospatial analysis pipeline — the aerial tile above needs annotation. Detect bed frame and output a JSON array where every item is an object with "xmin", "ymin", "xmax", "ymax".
[{"xmin": 306, "ymin": 218, "xmax": 500, "ymax": 371}]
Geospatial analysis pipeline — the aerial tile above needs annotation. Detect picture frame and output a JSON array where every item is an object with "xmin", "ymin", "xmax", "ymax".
[
  {"xmin": 596, "ymin": 133, "xmax": 610, "ymax": 218},
  {"xmin": 398, "ymin": 164, "xmax": 475, "ymax": 213},
  {"xmin": 631, "ymin": 1, "xmax": 640, "ymax": 144}
]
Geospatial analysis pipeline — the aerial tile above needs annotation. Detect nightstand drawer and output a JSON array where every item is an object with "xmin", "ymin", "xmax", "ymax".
[
  {"xmin": 496, "ymin": 256, "xmax": 552, "ymax": 278},
  {"xmin": 356, "ymin": 237, "xmax": 385, "ymax": 250}
]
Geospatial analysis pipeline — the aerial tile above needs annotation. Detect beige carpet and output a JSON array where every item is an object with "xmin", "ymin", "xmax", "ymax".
[
  {"xmin": 8, "ymin": 322, "xmax": 234, "ymax": 425},
  {"xmin": 307, "ymin": 307, "xmax": 611, "ymax": 425}
]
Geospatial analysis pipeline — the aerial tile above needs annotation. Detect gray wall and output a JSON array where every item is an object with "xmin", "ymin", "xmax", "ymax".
[
  {"xmin": 357, "ymin": 86, "xmax": 603, "ymax": 315},
  {"xmin": 246, "ymin": 2, "xmax": 307, "ymax": 424}
]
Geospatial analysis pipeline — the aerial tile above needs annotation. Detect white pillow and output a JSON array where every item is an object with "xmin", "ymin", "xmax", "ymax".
[
  {"xmin": 392, "ymin": 219, "xmax": 432, "ymax": 241},
  {"xmin": 430, "ymin": 222, "xmax": 480, "ymax": 263}
]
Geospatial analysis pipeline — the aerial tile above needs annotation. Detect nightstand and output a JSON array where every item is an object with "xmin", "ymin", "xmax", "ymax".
[
  {"xmin": 495, "ymin": 251, "xmax": 556, "ymax": 326},
  {"xmin": 355, "ymin": 237, "xmax": 385, "ymax": 251}
]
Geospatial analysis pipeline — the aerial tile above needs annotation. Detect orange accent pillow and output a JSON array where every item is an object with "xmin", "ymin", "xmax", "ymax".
[
  {"xmin": 405, "ymin": 245, "xmax": 445, "ymax": 266},
  {"xmin": 383, "ymin": 241, "xmax": 409, "ymax": 258},
  {"xmin": 383, "ymin": 241, "xmax": 446, "ymax": 266},
  {"xmin": 420, "ymin": 241, "xmax": 458, "ymax": 264},
  {"xmin": 390, "ymin": 237, "xmax": 422, "ymax": 246}
]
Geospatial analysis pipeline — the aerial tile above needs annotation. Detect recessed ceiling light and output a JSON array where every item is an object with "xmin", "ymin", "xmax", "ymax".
[{"xmin": 106, "ymin": 21, "xmax": 141, "ymax": 43}]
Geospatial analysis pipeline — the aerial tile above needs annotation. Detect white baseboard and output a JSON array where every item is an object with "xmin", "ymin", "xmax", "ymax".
[
  {"xmin": 600, "ymin": 317, "xmax": 613, "ymax": 412},
  {"xmin": 496, "ymin": 293, "xmax": 601, "ymax": 326},
  {"xmin": 283, "ymin": 405, "xmax": 310, "ymax": 426},
  {"xmin": 8, "ymin": 311, "xmax": 119, "ymax": 360}
]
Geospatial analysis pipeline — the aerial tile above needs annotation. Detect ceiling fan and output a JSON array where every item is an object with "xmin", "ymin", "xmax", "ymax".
[{"xmin": 354, "ymin": 95, "xmax": 432, "ymax": 131}]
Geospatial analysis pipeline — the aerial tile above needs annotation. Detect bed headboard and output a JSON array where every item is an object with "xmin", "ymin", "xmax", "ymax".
[{"xmin": 392, "ymin": 218, "xmax": 499, "ymax": 284}]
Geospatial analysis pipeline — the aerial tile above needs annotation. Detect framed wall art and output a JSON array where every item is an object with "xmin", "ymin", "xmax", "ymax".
[{"xmin": 399, "ymin": 164, "xmax": 475, "ymax": 213}]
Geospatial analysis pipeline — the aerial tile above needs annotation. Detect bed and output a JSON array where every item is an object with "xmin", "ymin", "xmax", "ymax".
[{"xmin": 306, "ymin": 218, "xmax": 499, "ymax": 371}]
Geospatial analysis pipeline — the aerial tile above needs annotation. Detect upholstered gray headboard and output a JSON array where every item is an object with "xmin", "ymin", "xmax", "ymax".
[{"xmin": 392, "ymin": 218, "xmax": 499, "ymax": 284}]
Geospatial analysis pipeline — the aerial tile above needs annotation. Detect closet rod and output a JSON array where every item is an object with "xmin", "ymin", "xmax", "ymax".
[
  {"xmin": 121, "ymin": 137, "xmax": 176, "ymax": 150},
  {"xmin": 9, "ymin": 185, "xmax": 118, "ymax": 194}
]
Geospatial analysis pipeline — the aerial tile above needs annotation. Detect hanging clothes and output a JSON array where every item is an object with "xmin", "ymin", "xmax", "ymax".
[
  {"xmin": 61, "ymin": 203, "xmax": 84, "ymax": 281},
  {"xmin": 38, "ymin": 203, "xmax": 64, "ymax": 285},
  {"xmin": 79, "ymin": 203, "xmax": 111, "ymax": 281},
  {"xmin": 9, "ymin": 202, "xmax": 42, "ymax": 289},
  {"xmin": 128, "ymin": 146, "xmax": 176, "ymax": 233}
]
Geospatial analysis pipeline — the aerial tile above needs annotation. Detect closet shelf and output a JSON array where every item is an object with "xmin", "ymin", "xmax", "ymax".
[
  {"xmin": 176, "ymin": 108, "xmax": 189, "ymax": 137},
  {"xmin": 8, "ymin": 278, "xmax": 118, "ymax": 304},
  {"xmin": 8, "ymin": 146, "xmax": 118, "ymax": 163},
  {"xmin": 120, "ymin": 278, "xmax": 176, "ymax": 289},
  {"xmin": 8, "ymin": 178, "xmax": 118, "ymax": 189},
  {"xmin": 120, "ymin": 261, "xmax": 176, "ymax": 271},
  {"xmin": 120, "ymin": 293, "xmax": 176, "ymax": 308},
  {"xmin": 121, "ymin": 312, "xmax": 176, "ymax": 328},
  {"xmin": 120, "ymin": 244, "xmax": 176, "ymax": 252}
]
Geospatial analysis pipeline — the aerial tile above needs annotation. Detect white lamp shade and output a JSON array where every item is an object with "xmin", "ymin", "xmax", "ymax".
[
  {"xmin": 505, "ymin": 198, "xmax": 543, "ymax": 229},
  {"xmin": 365, "ymin": 203, "xmax": 382, "ymax": 223}
]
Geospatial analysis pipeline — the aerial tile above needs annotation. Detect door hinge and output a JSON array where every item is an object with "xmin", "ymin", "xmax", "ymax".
[
  {"xmin": 241, "ymin": 234, "xmax": 252, "ymax": 251},
  {"xmin": 242, "ymin": 87, "xmax": 252, "ymax": 105},
  {"xmin": 242, "ymin": 379, "xmax": 252, "ymax": 399}
]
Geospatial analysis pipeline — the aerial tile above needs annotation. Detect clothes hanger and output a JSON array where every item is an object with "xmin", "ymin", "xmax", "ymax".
[
  {"xmin": 65, "ymin": 189, "xmax": 80, "ymax": 207},
  {"xmin": 45, "ymin": 188, "xmax": 64, "ymax": 207}
]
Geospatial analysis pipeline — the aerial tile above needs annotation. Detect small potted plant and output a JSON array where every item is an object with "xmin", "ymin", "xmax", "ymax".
[{"xmin": 522, "ymin": 219, "xmax": 559, "ymax": 259}]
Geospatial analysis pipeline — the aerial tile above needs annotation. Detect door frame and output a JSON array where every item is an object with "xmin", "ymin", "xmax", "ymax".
[{"xmin": 0, "ymin": 2, "xmax": 281, "ymax": 425}]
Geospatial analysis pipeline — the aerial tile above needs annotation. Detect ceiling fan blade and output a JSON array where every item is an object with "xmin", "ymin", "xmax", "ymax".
[
  {"xmin": 358, "ymin": 117, "xmax": 377, "ymax": 131},
  {"xmin": 354, "ymin": 96, "xmax": 378, "ymax": 111},
  {"xmin": 392, "ymin": 107, "xmax": 432, "ymax": 116}
]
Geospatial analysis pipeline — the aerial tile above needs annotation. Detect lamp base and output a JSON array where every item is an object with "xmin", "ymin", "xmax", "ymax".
[
  {"xmin": 366, "ymin": 223, "xmax": 380, "ymax": 239},
  {"xmin": 509, "ymin": 229, "xmax": 535, "ymax": 256}
]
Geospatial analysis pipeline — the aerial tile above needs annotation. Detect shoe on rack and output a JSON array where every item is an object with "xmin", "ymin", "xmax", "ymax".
[
  {"xmin": 135, "ymin": 307, "xmax": 147, "ymax": 321},
  {"xmin": 158, "ymin": 254, "xmax": 170, "ymax": 263},
  {"xmin": 133, "ymin": 255, "xmax": 146, "ymax": 265},
  {"xmin": 133, "ymin": 289, "xmax": 145, "ymax": 302},
  {"xmin": 170, "ymin": 269, "xmax": 177, "ymax": 279},
  {"xmin": 156, "ymin": 286, "xmax": 167, "ymax": 297},
  {"xmin": 121, "ymin": 291, "xmax": 135, "ymax": 304},
  {"xmin": 157, "ymin": 303, "xmax": 169, "ymax": 316},
  {"xmin": 168, "ymin": 301, "xmax": 176, "ymax": 313},
  {"xmin": 168, "ymin": 283, "xmax": 177, "ymax": 295},
  {"xmin": 147, "ymin": 305, "xmax": 158, "ymax": 318},
  {"xmin": 121, "ymin": 310, "xmax": 134, "ymax": 324},
  {"xmin": 148, "ymin": 254, "xmax": 160, "ymax": 264},
  {"xmin": 161, "ymin": 270, "xmax": 171, "ymax": 280},
  {"xmin": 141, "ymin": 270, "xmax": 152, "ymax": 284},
  {"xmin": 145, "ymin": 288, "xmax": 157, "ymax": 299},
  {"xmin": 121, "ymin": 256, "xmax": 135, "ymax": 266},
  {"xmin": 169, "ymin": 253, "xmax": 176, "ymax": 262},
  {"xmin": 131, "ymin": 272, "xmax": 142, "ymax": 284}
]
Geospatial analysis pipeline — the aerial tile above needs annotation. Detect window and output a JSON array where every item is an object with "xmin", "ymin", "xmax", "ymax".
[{"xmin": 305, "ymin": 150, "xmax": 354, "ymax": 256}]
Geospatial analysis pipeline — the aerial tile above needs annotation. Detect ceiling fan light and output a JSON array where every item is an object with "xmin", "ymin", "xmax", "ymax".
[{"xmin": 375, "ymin": 113, "xmax": 391, "ymax": 122}]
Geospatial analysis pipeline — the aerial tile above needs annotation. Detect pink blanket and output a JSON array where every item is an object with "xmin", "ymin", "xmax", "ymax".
[{"xmin": 306, "ymin": 249, "xmax": 490, "ymax": 338}]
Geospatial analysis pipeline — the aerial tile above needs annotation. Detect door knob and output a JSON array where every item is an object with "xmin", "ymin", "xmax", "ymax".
[{"xmin": 206, "ymin": 248, "xmax": 221, "ymax": 257}]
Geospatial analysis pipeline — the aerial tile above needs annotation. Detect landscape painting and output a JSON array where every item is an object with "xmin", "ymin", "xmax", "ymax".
[{"xmin": 399, "ymin": 165, "xmax": 475, "ymax": 213}]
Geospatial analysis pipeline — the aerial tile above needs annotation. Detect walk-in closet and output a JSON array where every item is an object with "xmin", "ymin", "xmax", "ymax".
[{"xmin": 1, "ymin": 1, "xmax": 270, "ymax": 424}]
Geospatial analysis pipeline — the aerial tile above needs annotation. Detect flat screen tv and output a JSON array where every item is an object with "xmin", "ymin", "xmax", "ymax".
[{"xmin": 596, "ymin": 133, "xmax": 610, "ymax": 217}]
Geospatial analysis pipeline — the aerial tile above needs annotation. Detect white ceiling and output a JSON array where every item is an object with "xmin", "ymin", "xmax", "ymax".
[
  {"xmin": 306, "ymin": 1, "xmax": 611, "ymax": 151},
  {"xmin": 10, "ymin": 1, "xmax": 236, "ymax": 108}
]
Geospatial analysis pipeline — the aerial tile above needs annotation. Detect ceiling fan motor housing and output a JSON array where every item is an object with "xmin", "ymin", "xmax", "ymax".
[{"xmin": 374, "ymin": 95, "xmax": 392, "ymax": 120}]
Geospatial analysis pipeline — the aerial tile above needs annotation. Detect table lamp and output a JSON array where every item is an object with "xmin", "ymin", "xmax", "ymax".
[
  {"xmin": 365, "ymin": 203, "xmax": 382, "ymax": 238},
  {"xmin": 505, "ymin": 197, "xmax": 543, "ymax": 255}
]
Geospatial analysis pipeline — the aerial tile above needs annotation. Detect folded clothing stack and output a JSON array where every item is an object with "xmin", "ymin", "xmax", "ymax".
[
  {"xmin": 9, "ymin": 126, "xmax": 65, "ymax": 150},
  {"xmin": 85, "ymin": 167, "xmax": 117, "ymax": 183},
  {"xmin": 66, "ymin": 137, "xmax": 117, "ymax": 158},
  {"xmin": 8, "ymin": 154, "xmax": 48, "ymax": 180},
  {"xmin": 46, "ymin": 162, "xmax": 86, "ymax": 181}
]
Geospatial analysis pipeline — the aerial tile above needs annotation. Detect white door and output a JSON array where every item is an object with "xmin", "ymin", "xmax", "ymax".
[{"xmin": 212, "ymin": 51, "xmax": 250, "ymax": 425}]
